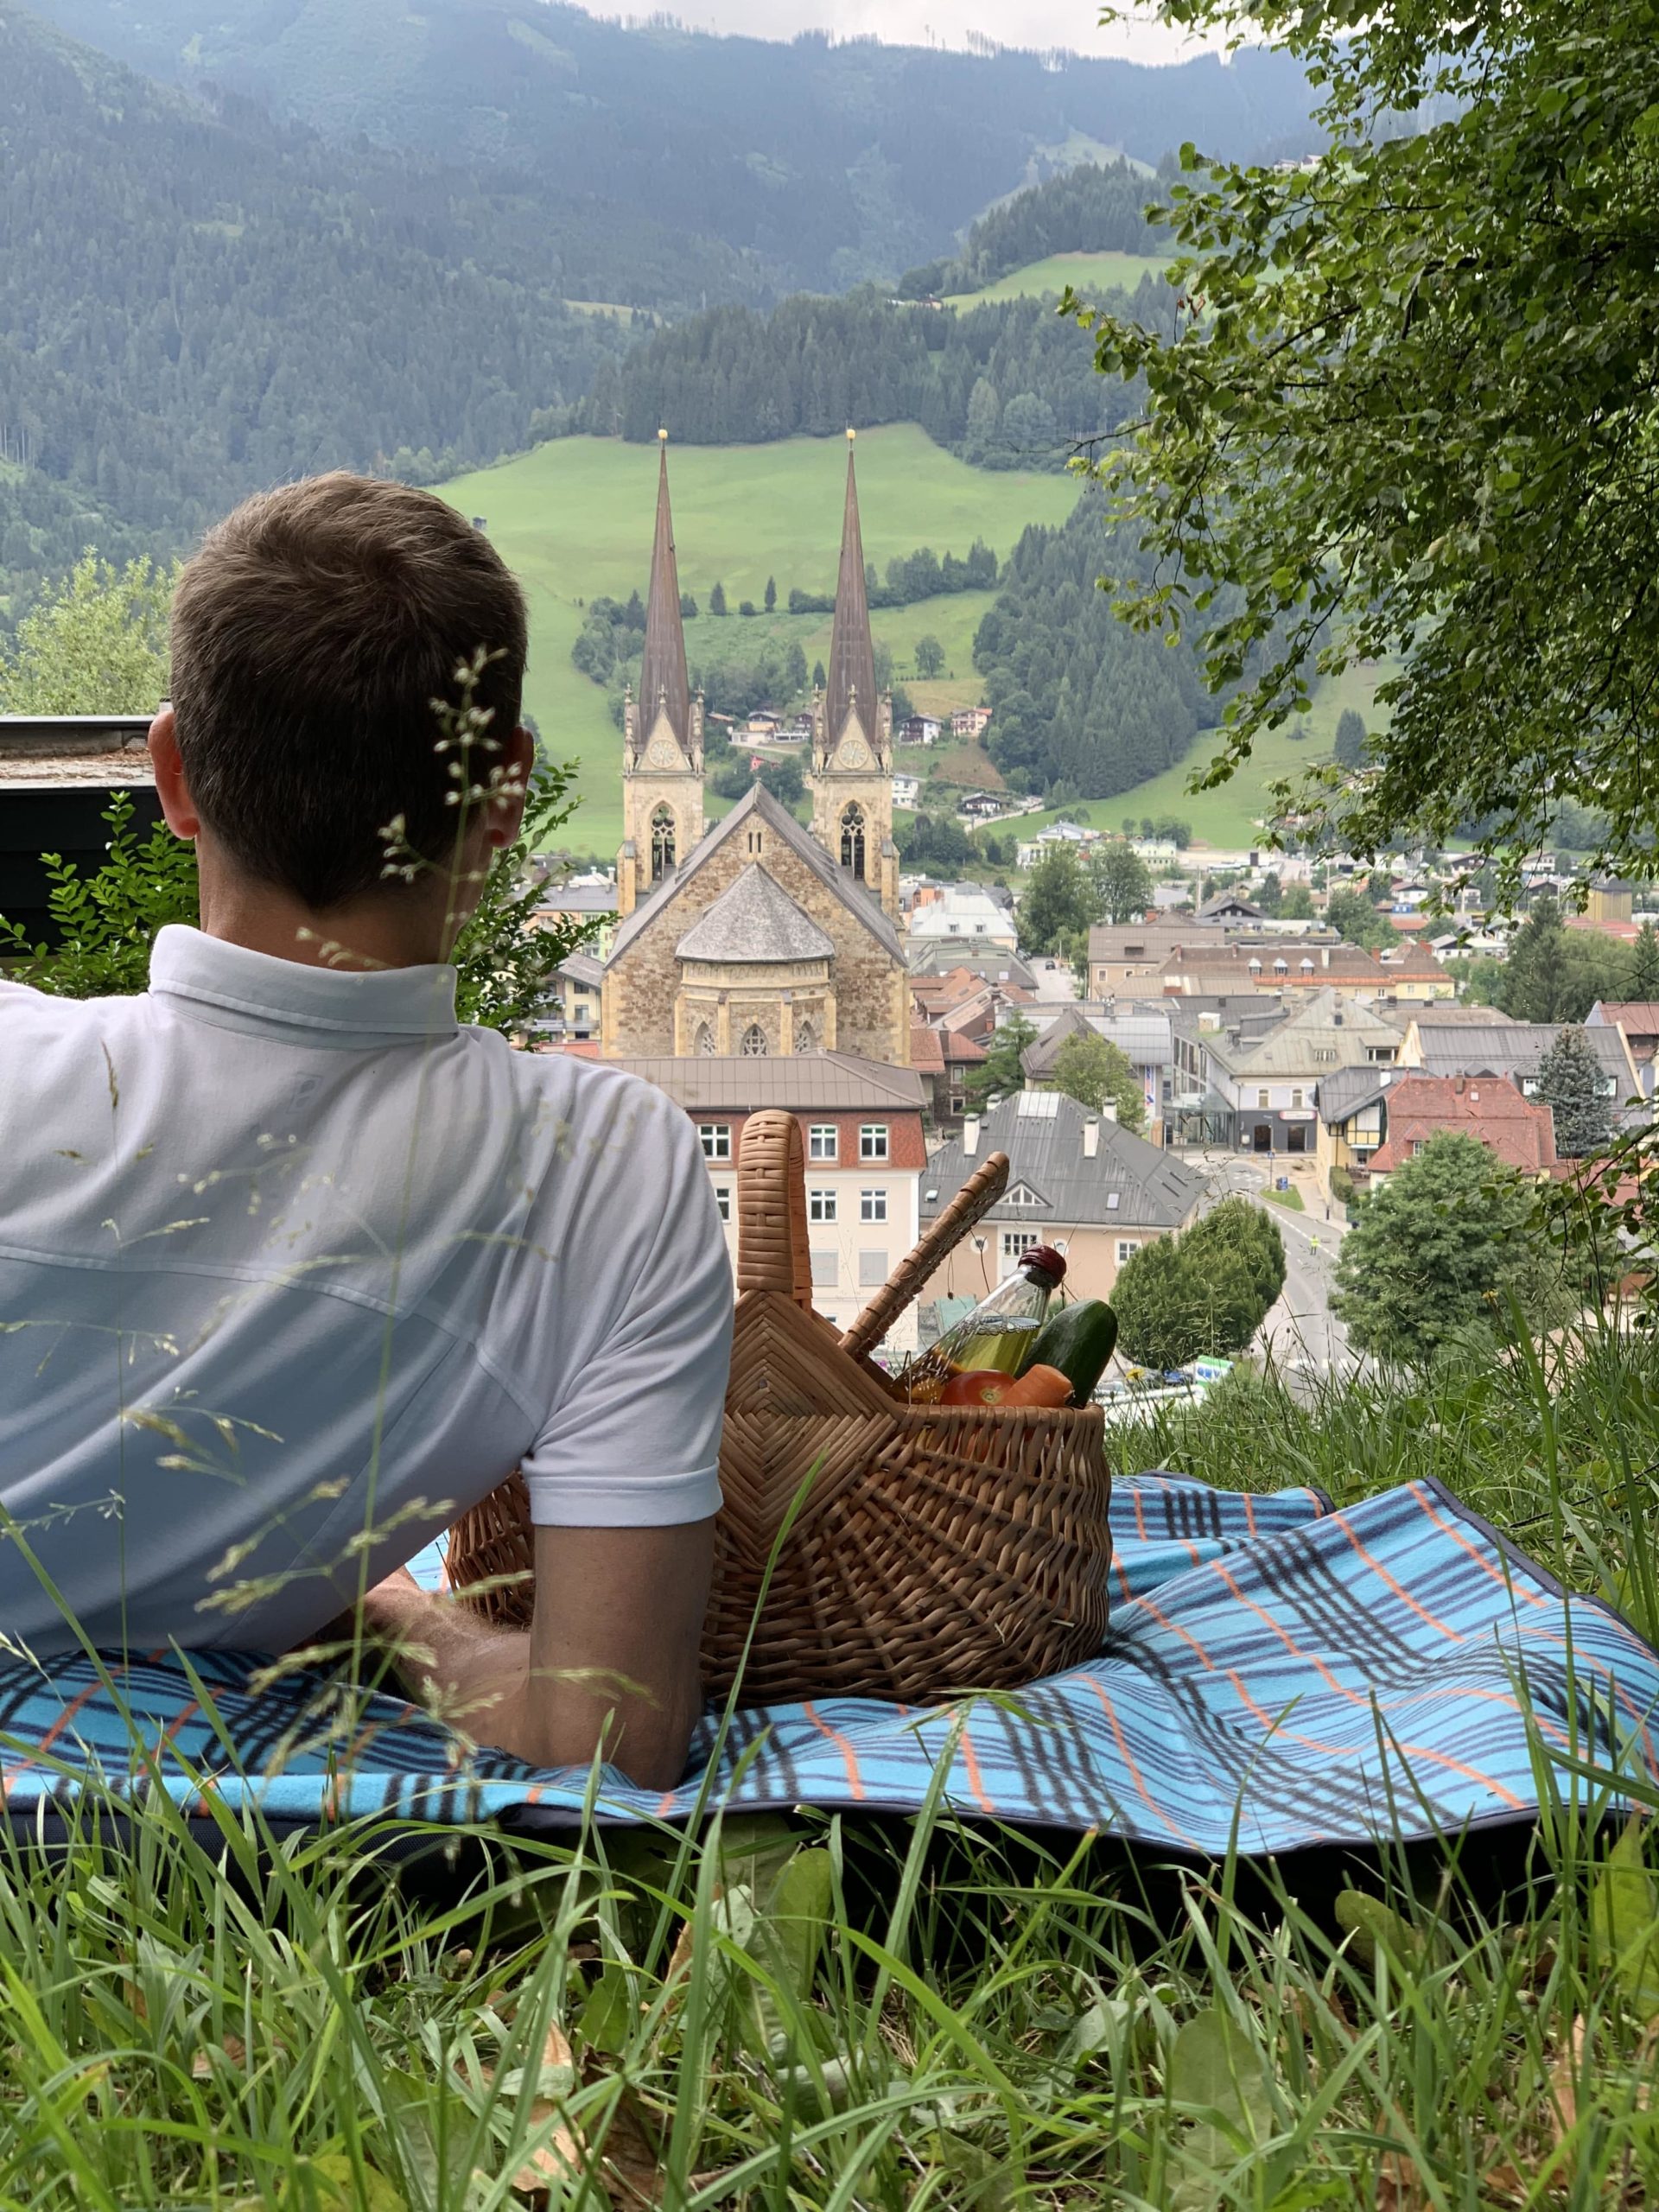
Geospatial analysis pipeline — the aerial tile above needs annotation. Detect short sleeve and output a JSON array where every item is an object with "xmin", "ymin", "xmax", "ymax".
[{"xmin": 519, "ymin": 1087, "xmax": 732, "ymax": 1527}]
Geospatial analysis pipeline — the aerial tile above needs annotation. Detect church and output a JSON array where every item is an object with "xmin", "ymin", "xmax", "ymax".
[{"xmin": 598, "ymin": 432, "xmax": 912, "ymax": 1067}]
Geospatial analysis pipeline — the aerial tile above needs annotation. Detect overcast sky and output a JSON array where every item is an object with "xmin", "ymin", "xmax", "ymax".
[{"xmin": 585, "ymin": 2, "xmax": 1217, "ymax": 65}]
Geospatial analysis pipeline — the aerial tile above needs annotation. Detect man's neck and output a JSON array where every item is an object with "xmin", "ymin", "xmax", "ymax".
[{"xmin": 194, "ymin": 849, "xmax": 466, "ymax": 972}]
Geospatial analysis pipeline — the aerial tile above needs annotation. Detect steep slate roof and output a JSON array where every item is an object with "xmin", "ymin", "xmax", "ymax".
[
  {"xmin": 634, "ymin": 439, "xmax": 693, "ymax": 753},
  {"xmin": 675, "ymin": 863, "xmax": 835, "ymax": 963},
  {"xmin": 611, "ymin": 1052, "xmax": 925, "ymax": 1113},
  {"xmin": 1316, "ymin": 1064, "xmax": 1394, "ymax": 1127},
  {"xmin": 823, "ymin": 436, "xmax": 879, "ymax": 749},
  {"xmin": 1365, "ymin": 1074, "xmax": 1559, "ymax": 1175},
  {"xmin": 607, "ymin": 781, "xmax": 903, "ymax": 964},
  {"xmin": 922, "ymin": 1090, "xmax": 1205, "ymax": 1230}
]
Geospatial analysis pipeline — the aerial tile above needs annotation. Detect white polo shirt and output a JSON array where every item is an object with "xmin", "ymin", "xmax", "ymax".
[{"xmin": 0, "ymin": 927, "xmax": 731, "ymax": 1655}]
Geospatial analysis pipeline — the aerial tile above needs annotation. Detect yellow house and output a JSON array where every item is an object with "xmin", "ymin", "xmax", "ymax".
[{"xmin": 1314, "ymin": 1066, "xmax": 1392, "ymax": 1198}]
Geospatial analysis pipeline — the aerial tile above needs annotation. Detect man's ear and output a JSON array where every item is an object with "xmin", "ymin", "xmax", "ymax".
[
  {"xmin": 485, "ymin": 724, "xmax": 536, "ymax": 851},
  {"xmin": 149, "ymin": 706, "xmax": 200, "ymax": 841}
]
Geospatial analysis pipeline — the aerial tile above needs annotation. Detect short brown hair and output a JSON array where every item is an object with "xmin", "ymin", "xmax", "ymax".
[{"xmin": 170, "ymin": 473, "xmax": 529, "ymax": 910}]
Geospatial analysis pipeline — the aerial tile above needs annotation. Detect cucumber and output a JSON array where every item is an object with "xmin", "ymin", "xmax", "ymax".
[{"xmin": 1020, "ymin": 1300, "xmax": 1118, "ymax": 1404}]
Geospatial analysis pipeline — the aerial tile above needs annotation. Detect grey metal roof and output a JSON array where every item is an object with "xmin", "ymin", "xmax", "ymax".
[
  {"xmin": 676, "ymin": 864, "xmax": 836, "ymax": 963},
  {"xmin": 1203, "ymin": 988, "xmax": 1401, "ymax": 1077},
  {"xmin": 611, "ymin": 1052, "xmax": 926, "ymax": 1112},
  {"xmin": 607, "ymin": 782, "xmax": 903, "ymax": 964},
  {"xmin": 556, "ymin": 950, "xmax": 606, "ymax": 988},
  {"xmin": 538, "ymin": 883, "xmax": 619, "ymax": 915},
  {"xmin": 906, "ymin": 943, "xmax": 1039, "ymax": 987},
  {"xmin": 1412, "ymin": 1023, "xmax": 1636, "ymax": 1087},
  {"xmin": 1021, "ymin": 1002, "xmax": 1173, "ymax": 1077},
  {"xmin": 921, "ymin": 1089, "xmax": 1205, "ymax": 1231}
]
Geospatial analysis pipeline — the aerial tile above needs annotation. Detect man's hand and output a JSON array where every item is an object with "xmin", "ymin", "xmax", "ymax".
[{"xmin": 343, "ymin": 1521, "xmax": 715, "ymax": 1791}]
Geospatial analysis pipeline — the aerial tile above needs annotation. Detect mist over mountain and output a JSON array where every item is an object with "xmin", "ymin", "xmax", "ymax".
[{"xmin": 24, "ymin": 0, "xmax": 1317, "ymax": 292}]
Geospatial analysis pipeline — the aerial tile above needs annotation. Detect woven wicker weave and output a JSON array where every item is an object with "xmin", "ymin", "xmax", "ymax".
[{"xmin": 446, "ymin": 1109, "xmax": 1112, "ymax": 1705}]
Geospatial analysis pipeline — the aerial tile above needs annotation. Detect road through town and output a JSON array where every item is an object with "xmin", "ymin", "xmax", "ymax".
[{"xmin": 1194, "ymin": 1153, "xmax": 1354, "ymax": 1382}]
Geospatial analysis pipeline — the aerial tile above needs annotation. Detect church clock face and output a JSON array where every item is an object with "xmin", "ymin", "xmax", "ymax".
[
  {"xmin": 839, "ymin": 735, "xmax": 870, "ymax": 769},
  {"xmin": 646, "ymin": 735, "xmax": 680, "ymax": 769}
]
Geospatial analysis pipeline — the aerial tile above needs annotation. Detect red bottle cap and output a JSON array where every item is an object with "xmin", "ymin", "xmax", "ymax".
[{"xmin": 1022, "ymin": 1245, "xmax": 1066, "ymax": 1284}]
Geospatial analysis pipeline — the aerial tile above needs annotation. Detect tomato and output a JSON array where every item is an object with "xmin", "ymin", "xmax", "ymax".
[{"xmin": 938, "ymin": 1369, "xmax": 1012, "ymax": 1406}]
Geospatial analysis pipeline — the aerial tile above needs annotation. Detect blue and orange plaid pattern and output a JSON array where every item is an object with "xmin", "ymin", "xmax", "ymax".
[{"xmin": 2, "ymin": 1476, "xmax": 1655, "ymax": 1853}]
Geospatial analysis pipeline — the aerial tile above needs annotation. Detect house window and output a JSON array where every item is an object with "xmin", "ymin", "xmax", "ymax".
[
  {"xmin": 860, "ymin": 1124, "xmax": 889, "ymax": 1160},
  {"xmin": 810, "ymin": 1249, "xmax": 839, "ymax": 1288},
  {"xmin": 1116, "ymin": 1239, "xmax": 1141, "ymax": 1265},
  {"xmin": 1106, "ymin": 1192, "xmax": 1121, "ymax": 1211},
  {"xmin": 713, "ymin": 1185, "xmax": 732, "ymax": 1223},
  {"xmin": 809, "ymin": 1189, "xmax": 838, "ymax": 1223},
  {"xmin": 809, "ymin": 1125, "xmax": 837, "ymax": 1161},
  {"xmin": 1257, "ymin": 1089, "xmax": 1271, "ymax": 1110},
  {"xmin": 692, "ymin": 1020, "xmax": 715, "ymax": 1056},
  {"xmin": 861, "ymin": 1190, "xmax": 887, "ymax": 1223},
  {"xmin": 859, "ymin": 1250, "xmax": 888, "ymax": 1287},
  {"xmin": 1290, "ymin": 1088, "xmax": 1305, "ymax": 1109},
  {"xmin": 1002, "ymin": 1230, "xmax": 1039, "ymax": 1267},
  {"xmin": 699, "ymin": 1123, "xmax": 731, "ymax": 1161},
  {"xmin": 740, "ymin": 1023, "xmax": 768, "ymax": 1057}
]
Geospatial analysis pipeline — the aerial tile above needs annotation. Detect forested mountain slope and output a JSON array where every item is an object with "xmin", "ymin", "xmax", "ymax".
[
  {"xmin": 974, "ymin": 494, "xmax": 1220, "ymax": 802},
  {"xmin": 0, "ymin": 6, "xmax": 663, "ymax": 601},
  {"xmin": 25, "ymin": 0, "xmax": 1316, "ymax": 292},
  {"xmin": 899, "ymin": 157, "xmax": 1169, "ymax": 299},
  {"xmin": 583, "ymin": 283, "xmax": 1173, "ymax": 464}
]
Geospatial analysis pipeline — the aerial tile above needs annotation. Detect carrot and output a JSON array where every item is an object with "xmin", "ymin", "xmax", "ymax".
[{"xmin": 997, "ymin": 1363, "xmax": 1075, "ymax": 1408}]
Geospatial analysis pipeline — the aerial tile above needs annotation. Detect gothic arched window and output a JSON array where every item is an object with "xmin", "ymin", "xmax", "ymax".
[
  {"xmin": 693, "ymin": 1020, "xmax": 715, "ymax": 1056},
  {"xmin": 740, "ymin": 1023, "xmax": 768, "ymax": 1058},
  {"xmin": 650, "ymin": 804, "xmax": 676, "ymax": 881},
  {"xmin": 794, "ymin": 1017, "xmax": 817, "ymax": 1054},
  {"xmin": 840, "ymin": 803, "xmax": 866, "ymax": 876}
]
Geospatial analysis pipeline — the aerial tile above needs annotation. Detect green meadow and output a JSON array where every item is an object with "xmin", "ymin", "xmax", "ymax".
[
  {"xmin": 944, "ymin": 249, "xmax": 1171, "ymax": 305},
  {"xmin": 435, "ymin": 427, "xmax": 1077, "ymax": 855}
]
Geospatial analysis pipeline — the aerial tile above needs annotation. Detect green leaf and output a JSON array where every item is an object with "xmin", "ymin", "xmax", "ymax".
[
  {"xmin": 1334, "ymin": 1889, "xmax": 1421, "ymax": 1973},
  {"xmin": 1592, "ymin": 1819, "xmax": 1659, "ymax": 2018},
  {"xmin": 1167, "ymin": 2006, "xmax": 1274, "ymax": 2145}
]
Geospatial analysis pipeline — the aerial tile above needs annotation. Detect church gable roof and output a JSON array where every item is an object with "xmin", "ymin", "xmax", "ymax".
[
  {"xmin": 676, "ymin": 863, "xmax": 836, "ymax": 963},
  {"xmin": 608, "ymin": 782, "xmax": 904, "ymax": 964}
]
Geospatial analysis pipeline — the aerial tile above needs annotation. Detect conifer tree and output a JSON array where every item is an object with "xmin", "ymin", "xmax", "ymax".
[
  {"xmin": 1632, "ymin": 919, "xmax": 1659, "ymax": 1001},
  {"xmin": 709, "ymin": 580, "xmax": 728, "ymax": 616},
  {"xmin": 1532, "ymin": 1026, "xmax": 1616, "ymax": 1158}
]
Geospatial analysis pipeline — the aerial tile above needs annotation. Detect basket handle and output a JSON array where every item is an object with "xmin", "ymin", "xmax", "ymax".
[
  {"xmin": 735, "ymin": 1109, "xmax": 812, "ymax": 1306},
  {"xmin": 837, "ymin": 1149, "xmax": 1009, "ymax": 1363}
]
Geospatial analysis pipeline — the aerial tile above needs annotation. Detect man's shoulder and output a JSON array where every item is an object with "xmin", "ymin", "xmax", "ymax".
[{"xmin": 489, "ymin": 1044, "xmax": 695, "ymax": 1153}]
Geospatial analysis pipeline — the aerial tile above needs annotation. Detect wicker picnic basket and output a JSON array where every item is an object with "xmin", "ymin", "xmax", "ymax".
[{"xmin": 445, "ymin": 1109, "xmax": 1111, "ymax": 1706}]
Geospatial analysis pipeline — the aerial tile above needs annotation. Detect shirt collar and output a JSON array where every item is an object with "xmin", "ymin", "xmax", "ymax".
[{"xmin": 148, "ymin": 925, "xmax": 460, "ymax": 1047}]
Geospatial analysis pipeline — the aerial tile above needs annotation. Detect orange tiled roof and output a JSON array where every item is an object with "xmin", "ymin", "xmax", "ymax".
[
  {"xmin": 1365, "ymin": 1073, "xmax": 1558, "ymax": 1175},
  {"xmin": 909, "ymin": 1025, "xmax": 946, "ymax": 1074}
]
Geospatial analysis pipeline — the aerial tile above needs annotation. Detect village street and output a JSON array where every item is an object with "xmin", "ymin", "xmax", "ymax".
[{"xmin": 1194, "ymin": 1150, "xmax": 1355, "ymax": 1381}]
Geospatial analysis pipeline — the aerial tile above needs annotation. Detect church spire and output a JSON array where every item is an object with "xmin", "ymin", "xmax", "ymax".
[
  {"xmin": 822, "ymin": 429, "xmax": 879, "ymax": 751},
  {"xmin": 633, "ymin": 429, "xmax": 692, "ymax": 756}
]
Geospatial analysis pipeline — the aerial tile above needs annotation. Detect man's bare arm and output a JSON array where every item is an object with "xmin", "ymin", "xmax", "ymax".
[{"xmin": 355, "ymin": 1518, "xmax": 715, "ymax": 1789}]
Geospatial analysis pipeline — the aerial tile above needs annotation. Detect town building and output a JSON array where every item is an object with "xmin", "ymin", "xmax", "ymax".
[
  {"xmin": 1359, "ymin": 1073, "xmax": 1560, "ymax": 1185},
  {"xmin": 531, "ymin": 876, "xmax": 620, "ymax": 959},
  {"xmin": 891, "ymin": 772, "xmax": 921, "ymax": 810},
  {"xmin": 919, "ymin": 1090, "xmax": 1205, "ymax": 1309},
  {"xmin": 950, "ymin": 706, "xmax": 993, "ymax": 738},
  {"xmin": 1587, "ymin": 1001, "xmax": 1659, "ymax": 1096},
  {"xmin": 1398, "ymin": 1018, "xmax": 1641, "ymax": 1107},
  {"xmin": 1018, "ymin": 1001, "xmax": 1175, "ymax": 1146},
  {"xmin": 899, "ymin": 715, "xmax": 942, "ymax": 746},
  {"xmin": 615, "ymin": 1053, "xmax": 928, "ymax": 1351},
  {"xmin": 1185, "ymin": 988, "xmax": 1403, "ymax": 1154},
  {"xmin": 906, "ymin": 883, "xmax": 1018, "ymax": 950},
  {"xmin": 598, "ymin": 435, "xmax": 911, "ymax": 1065}
]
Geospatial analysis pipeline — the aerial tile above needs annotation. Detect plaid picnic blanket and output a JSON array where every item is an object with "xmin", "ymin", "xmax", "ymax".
[{"xmin": 2, "ymin": 1475, "xmax": 1656, "ymax": 1856}]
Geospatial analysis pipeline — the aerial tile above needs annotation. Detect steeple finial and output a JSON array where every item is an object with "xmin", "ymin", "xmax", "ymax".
[
  {"xmin": 822, "ymin": 433, "xmax": 878, "ymax": 753},
  {"xmin": 634, "ymin": 433, "xmax": 691, "ymax": 758}
]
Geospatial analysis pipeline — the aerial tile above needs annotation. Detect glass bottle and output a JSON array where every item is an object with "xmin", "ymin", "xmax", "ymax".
[{"xmin": 911, "ymin": 1244, "xmax": 1066, "ymax": 1397}]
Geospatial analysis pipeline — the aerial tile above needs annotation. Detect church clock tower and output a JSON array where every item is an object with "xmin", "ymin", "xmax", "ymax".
[
  {"xmin": 810, "ymin": 430, "xmax": 896, "ymax": 918},
  {"xmin": 618, "ymin": 431, "xmax": 705, "ymax": 918}
]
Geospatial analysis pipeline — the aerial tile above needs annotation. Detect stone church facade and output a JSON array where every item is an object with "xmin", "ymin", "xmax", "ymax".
[{"xmin": 600, "ymin": 432, "xmax": 910, "ymax": 1068}]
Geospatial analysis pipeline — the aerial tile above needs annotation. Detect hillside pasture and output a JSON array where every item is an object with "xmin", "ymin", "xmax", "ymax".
[
  {"xmin": 944, "ymin": 248, "xmax": 1169, "ymax": 303},
  {"xmin": 435, "ymin": 427, "xmax": 1076, "ymax": 853}
]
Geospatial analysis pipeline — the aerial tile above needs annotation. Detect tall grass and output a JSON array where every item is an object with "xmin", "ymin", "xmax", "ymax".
[{"xmin": 4, "ymin": 1325, "xmax": 1659, "ymax": 2208}]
